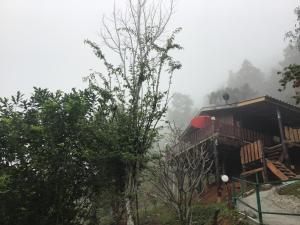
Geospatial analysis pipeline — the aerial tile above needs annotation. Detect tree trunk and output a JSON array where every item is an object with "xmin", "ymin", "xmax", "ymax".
[
  {"xmin": 111, "ymin": 197, "xmax": 125, "ymax": 225},
  {"xmin": 125, "ymin": 167, "xmax": 135, "ymax": 225},
  {"xmin": 126, "ymin": 197, "xmax": 135, "ymax": 225}
]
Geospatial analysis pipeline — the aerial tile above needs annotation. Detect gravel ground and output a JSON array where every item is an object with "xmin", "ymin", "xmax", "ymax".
[{"xmin": 237, "ymin": 186, "xmax": 300, "ymax": 225}]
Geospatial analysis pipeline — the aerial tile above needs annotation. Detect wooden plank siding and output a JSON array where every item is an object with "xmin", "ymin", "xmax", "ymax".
[
  {"xmin": 240, "ymin": 140, "xmax": 267, "ymax": 181},
  {"xmin": 217, "ymin": 123, "xmax": 272, "ymax": 145},
  {"xmin": 284, "ymin": 126, "xmax": 300, "ymax": 142},
  {"xmin": 240, "ymin": 140, "xmax": 263, "ymax": 165}
]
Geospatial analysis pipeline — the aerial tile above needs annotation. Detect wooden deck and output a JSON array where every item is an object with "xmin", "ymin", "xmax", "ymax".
[{"xmin": 172, "ymin": 123, "xmax": 272, "ymax": 153}]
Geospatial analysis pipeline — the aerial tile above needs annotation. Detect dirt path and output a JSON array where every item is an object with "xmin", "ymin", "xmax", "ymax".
[{"xmin": 237, "ymin": 186, "xmax": 300, "ymax": 225}]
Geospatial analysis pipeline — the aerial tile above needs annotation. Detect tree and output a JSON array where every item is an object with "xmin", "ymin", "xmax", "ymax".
[
  {"xmin": 278, "ymin": 6, "xmax": 300, "ymax": 104},
  {"xmin": 85, "ymin": 0, "xmax": 182, "ymax": 224},
  {"xmin": 167, "ymin": 93, "xmax": 195, "ymax": 129},
  {"xmin": 207, "ymin": 84, "xmax": 257, "ymax": 105},
  {"xmin": 148, "ymin": 124, "xmax": 213, "ymax": 225},
  {"xmin": 0, "ymin": 87, "xmax": 125, "ymax": 225},
  {"xmin": 207, "ymin": 60, "xmax": 263, "ymax": 105},
  {"xmin": 279, "ymin": 45, "xmax": 300, "ymax": 68},
  {"xmin": 227, "ymin": 60, "xmax": 266, "ymax": 93}
]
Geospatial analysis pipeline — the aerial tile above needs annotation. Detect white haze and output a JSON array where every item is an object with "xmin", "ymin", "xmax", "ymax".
[{"xmin": 0, "ymin": 0, "xmax": 299, "ymax": 107}]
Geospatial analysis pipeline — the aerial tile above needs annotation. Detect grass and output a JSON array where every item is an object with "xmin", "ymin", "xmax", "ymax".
[{"xmin": 278, "ymin": 181, "xmax": 300, "ymax": 198}]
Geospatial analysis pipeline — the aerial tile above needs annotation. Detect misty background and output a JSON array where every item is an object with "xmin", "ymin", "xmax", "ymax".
[{"xmin": 1, "ymin": 0, "xmax": 300, "ymax": 129}]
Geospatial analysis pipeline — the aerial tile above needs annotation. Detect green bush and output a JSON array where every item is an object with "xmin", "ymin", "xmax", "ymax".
[
  {"xmin": 278, "ymin": 181, "xmax": 300, "ymax": 198},
  {"xmin": 192, "ymin": 203, "xmax": 218, "ymax": 225},
  {"xmin": 192, "ymin": 202, "xmax": 249, "ymax": 225},
  {"xmin": 139, "ymin": 202, "xmax": 249, "ymax": 225},
  {"xmin": 140, "ymin": 204, "xmax": 179, "ymax": 225}
]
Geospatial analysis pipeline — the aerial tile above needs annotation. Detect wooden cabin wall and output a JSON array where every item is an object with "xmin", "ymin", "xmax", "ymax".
[
  {"xmin": 234, "ymin": 113, "xmax": 279, "ymax": 136},
  {"xmin": 213, "ymin": 111, "xmax": 234, "ymax": 126}
]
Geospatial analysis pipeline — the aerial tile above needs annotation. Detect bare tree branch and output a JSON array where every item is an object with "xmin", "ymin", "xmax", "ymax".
[{"xmin": 148, "ymin": 124, "xmax": 213, "ymax": 225}]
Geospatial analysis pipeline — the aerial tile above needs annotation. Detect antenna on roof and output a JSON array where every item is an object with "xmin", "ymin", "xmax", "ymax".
[{"xmin": 222, "ymin": 93, "xmax": 230, "ymax": 104}]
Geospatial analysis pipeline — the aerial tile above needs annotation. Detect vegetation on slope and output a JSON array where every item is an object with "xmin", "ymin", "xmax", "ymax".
[
  {"xmin": 139, "ymin": 203, "xmax": 249, "ymax": 225},
  {"xmin": 278, "ymin": 181, "xmax": 300, "ymax": 198}
]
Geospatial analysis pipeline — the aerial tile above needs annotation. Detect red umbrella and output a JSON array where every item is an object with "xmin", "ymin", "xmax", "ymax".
[{"xmin": 190, "ymin": 116, "xmax": 211, "ymax": 129}]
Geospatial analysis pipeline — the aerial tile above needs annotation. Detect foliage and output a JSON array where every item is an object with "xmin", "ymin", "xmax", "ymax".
[
  {"xmin": 85, "ymin": 1, "xmax": 182, "ymax": 224},
  {"xmin": 278, "ymin": 181, "xmax": 300, "ymax": 198},
  {"xmin": 192, "ymin": 203, "xmax": 249, "ymax": 225},
  {"xmin": 279, "ymin": 44, "xmax": 300, "ymax": 68},
  {"xmin": 286, "ymin": 6, "xmax": 300, "ymax": 51},
  {"xmin": 139, "ymin": 203, "xmax": 179, "ymax": 225},
  {"xmin": 278, "ymin": 6, "xmax": 300, "ymax": 104},
  {"xmin": 208, "ymin": 84, "xmax": 257, "ymax": 105},
  {"xmin": 227, "ymin": 60, "xmax": 265, "ymax": 92},
  {"xmin": 138, "ymin": 202, "xmax": 249, "ymax": 225},
  {"xmin": 278, "ymin": 63, "xmax": 300, "ymax": 103},
  {"xmin": 167, "ymin": 93, "xmax": 196, "ymax": 129},
  {"xmin": 0, "ymin": 87, "xmax": 126, "ymax": 225},
  {"xmin": 148, "ymin": 123, "xmax": 213, "ymax": 225},
  {"xmin": 207, "ymin": 60, "xmax": 262, "ymax": 105}
]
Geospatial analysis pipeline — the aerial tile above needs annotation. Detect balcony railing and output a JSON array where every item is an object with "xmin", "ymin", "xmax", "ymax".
[
  {"xmin": 172, "ymin": 122, "xmax": 273, "ymax": 153},
  {"xmin": 216, "ymin": 123, "xmax": 272, "ymax": 145}
]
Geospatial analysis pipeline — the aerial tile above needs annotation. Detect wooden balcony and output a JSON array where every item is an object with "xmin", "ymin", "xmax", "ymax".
[{"xmin": 172, "ymin": 122, "xmax": 273, "ymax": 153}]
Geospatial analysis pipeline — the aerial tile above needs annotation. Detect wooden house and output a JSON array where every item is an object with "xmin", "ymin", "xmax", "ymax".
[{"xmin": 173, "ymin": 96, "xmax": 300, "ymax": 183}]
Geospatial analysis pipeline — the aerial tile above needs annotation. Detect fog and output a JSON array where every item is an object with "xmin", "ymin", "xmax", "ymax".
[{"xmin": 0, "ymin": 0, "xmax": 299, "ymax": 108}]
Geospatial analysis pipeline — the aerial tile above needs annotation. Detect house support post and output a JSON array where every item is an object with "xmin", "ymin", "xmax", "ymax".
[
  {"xmin": 255, "ymin": 173, "xmax": 263, "ymax": 225},
  {"xmin": 211, "ymin": 117, "xmax": 221, "ymax": 202},
  {"xmin": 276, "ymin": 108, "xmax": 290, "ymax": 163},
  {"xmin": 261, "ymin": 147, "xmax": 268, "ymax": 182}
]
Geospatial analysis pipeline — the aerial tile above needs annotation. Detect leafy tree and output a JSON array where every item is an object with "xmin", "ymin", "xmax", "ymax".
[
  {"xmin": 207, "ymin": 60, "xmax": 263, "ymax": 105},
  {"xmin": 227, "ymin": 60, "xmax": 266, "ymax": 93},
  {"xmin": 167, "ymin": 93, "xmax": 195, "ymax": 129},
  {"xmin": 279, "ymin": 44, "xmax": 300, "ymax": 67},
  {"xmin": 278, "ymin": 6, "xmax": 300, "ymax": 104},
  {"xmin": 208, "ymin": 84, "xmax": 257, "ymax": 105},
  {"xmin": 0, "ymin": 87, "xmax": 125, "ymax": 225},
  {"xmin": 85, "ymin": 1, "xmax": 182, "ymax": 224}
]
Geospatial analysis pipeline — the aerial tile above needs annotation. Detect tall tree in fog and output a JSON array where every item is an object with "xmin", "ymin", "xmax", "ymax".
[
  {"xmin": 227, "ymin": 59, "xmax": 265, "ymax": 92},
  {"xmin": 280, "ymin": 45, "xmax": 300, "ymax": 67},
  {"xmin": 167, "ymin": 93, "xmax": 195, "ymax": 129},
  {"xmin": 208, "ymin": 84, "xmax": 257, "ymax": 105},
  {"xmin": 85, "ymin": 0, "xmax": 182, "ymax": 224},
  {"xmin": 265, "ymin": 45, "xmax": 300, "ymax": 103},
  {"xmin": 278, "ymin": 6, "xmax": 300, "ymax": 104},
  {"xmin": 207, "ymin": 60, "xmax": 260, "ymax": 105}
]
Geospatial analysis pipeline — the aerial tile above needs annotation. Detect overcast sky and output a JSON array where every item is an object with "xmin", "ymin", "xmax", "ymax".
[{"xmin": 0, "ymin": 0, "xmax": 299, "ymax": 105}]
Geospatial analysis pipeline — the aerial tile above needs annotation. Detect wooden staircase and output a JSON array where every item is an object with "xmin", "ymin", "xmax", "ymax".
[
  {"xmin": 266, "ymin": 160, "xmax": 296, "ymax": 181},
  {"xmin": 264, "ymin": 144, "xmax": 281, "ymax": 161},
  {"xmin": 240, "ymin": 140, "xmax": 297, "ymax": 181}
]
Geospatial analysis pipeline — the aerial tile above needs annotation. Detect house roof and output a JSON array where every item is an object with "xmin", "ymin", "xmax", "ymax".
[
  {"xmin": 199, "ymin": 96, "xmax": 300, "ymax": 114},
  {"xmin": 183, "ymin": 96, "xmax": 300, "ymax": 136}
]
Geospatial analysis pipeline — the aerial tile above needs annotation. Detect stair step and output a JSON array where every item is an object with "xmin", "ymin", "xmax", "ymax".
[
  {"xmin": 283, "ymin": 172, "xmax": 295, "ymax": 175},
  {"xmin": 266, "ymin": 154, "xmax": 280, "ymax": 157},
  {"xmin": 282, "ymin": 171, "xmax": 293, "ymax": 174},
  {"xmin": 268, "ymin": 160, "xmax": 296, "ymax": 179},
  {"xmin": 285, "ymin": 173, "xmax": 296, "ymax": 176},
  {"xmin": 265, "ymin": 149, "xmax": 281, "ymax": 153},
  {"xmin": 267, "ymin": 152, "xmax": 280, "ymax": 155}
]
